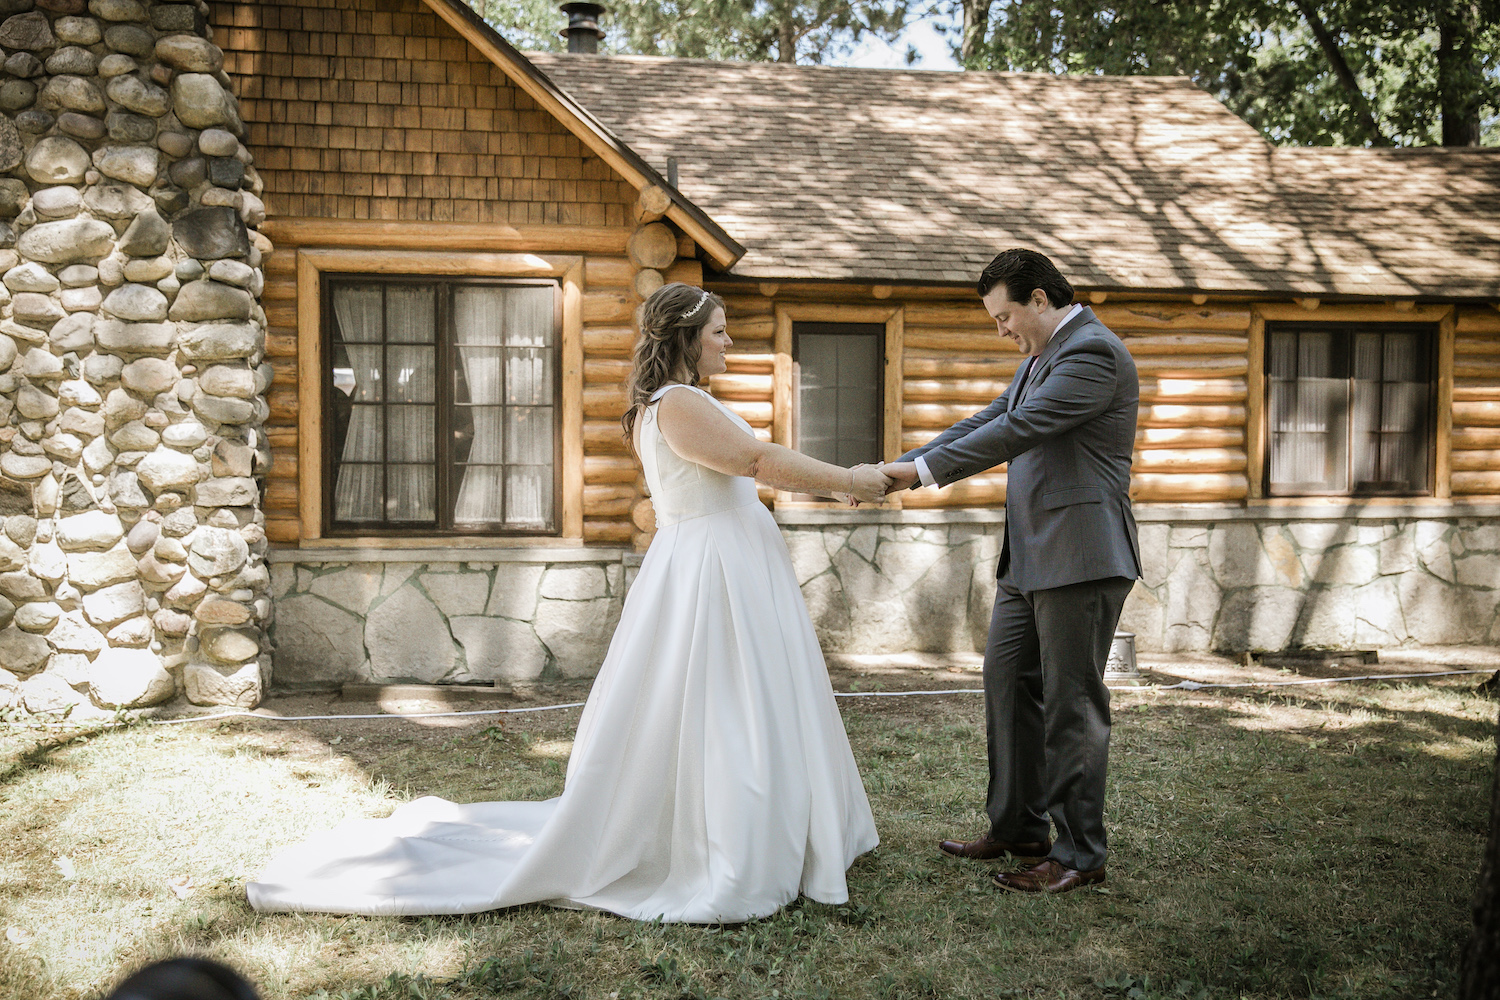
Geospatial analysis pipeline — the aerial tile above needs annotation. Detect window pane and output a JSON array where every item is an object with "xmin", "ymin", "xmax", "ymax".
[
  {"xmin": 342, "ymin": 344, "xmax": 382, "ymax": 402},
  {"xmin": 387, "ymin": 406, "xmax": 433, "ymax": 462},
  {"xmin": 454, "ymin": 468, "xmax": 504, "ymax": 525},
  {"xmin": 386, "ymin": 465, "xmax": 435, "ymax": 521},
  {"xmin": 796, "ymin": 327, "xmax": 881, "ymax": 468},
  {"xmin": 506, "ymin": 467, "xmax": 552, "ymax": 528},
  {"xmin": 387, "ymin": 346, "xmax": 435, "ymax": 403},
  {"xmin": 458, "ymin": 347, "xmax": 505, "ymax": 405},
  {"xmin": 1268, "ymin": 331, "xmax": 1298, "ymax": 378},
  {"xmin": 504, "ymin": 286, "xmax": 555, "ymax": 348},
  {"xmin": 334, "ymin": 464, "xmax": 382, "ymax": 522},
  {"xmin": 332, "ymin": 285, "xmax": 382, "ymax": 343},
  {"xmin": 1352, "ymin": 332, "xmax": 1381, "ymax": 381},
  {"xmin": 386, "ymin": 285, "xmax": 435, "ymax": 343},
  {"xmin": 507, "ymin": 406, "xmax": 553, "ymax": 466},
  {"xmin": 1298, "ymin": 332, "xmax": 1334, "ymax": 378},
  {"xmin": 1384, "ymin": 333, "xmax": 1422, "ymax": 381},
  {"xmin": 506, "ymin": 348, "xmax": 552, "ymax": 406}
]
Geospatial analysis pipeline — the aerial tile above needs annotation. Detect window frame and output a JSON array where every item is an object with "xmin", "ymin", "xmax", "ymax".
[
  {"xmin": 319, "ymin": 272, "xmax": 564, "ymax": 537},
  {"xmin": 1262, "ymin": 319, "xmax": 1439, "ymax": 499}
]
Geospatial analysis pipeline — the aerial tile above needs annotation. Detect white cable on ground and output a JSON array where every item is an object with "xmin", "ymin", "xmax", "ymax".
[{"xmin": 1, "ymin": 669, "xmax": 1492, "ymax": 730}]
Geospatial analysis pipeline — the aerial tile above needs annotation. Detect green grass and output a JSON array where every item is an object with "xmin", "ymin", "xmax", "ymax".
[{"xmin": 0, "ymin": 678, "xmax": 1492, "ymax": 1000}]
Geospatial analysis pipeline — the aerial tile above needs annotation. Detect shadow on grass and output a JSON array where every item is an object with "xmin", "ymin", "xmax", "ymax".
[{"xmin": 0, "ymin": 683, "xmax": 1490, "ymax": 1000}]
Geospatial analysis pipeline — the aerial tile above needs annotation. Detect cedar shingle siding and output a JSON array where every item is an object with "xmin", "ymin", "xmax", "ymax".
[{"xmin": 210, "ymin": 0, "xmax": 635, "ymax": 225}]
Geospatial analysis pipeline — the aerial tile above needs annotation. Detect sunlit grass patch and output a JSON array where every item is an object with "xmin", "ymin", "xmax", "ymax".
[{"xmin": 0, "ymin": 676, "xmax": 1492, "ymax": 999}]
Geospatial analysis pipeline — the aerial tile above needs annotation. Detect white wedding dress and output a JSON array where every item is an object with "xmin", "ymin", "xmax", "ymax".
[{"xmin": 247, "ymin": 384, "xmax": 878, "ymax": 922}]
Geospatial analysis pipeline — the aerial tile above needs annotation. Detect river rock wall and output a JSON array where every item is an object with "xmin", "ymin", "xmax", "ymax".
[{"xmin": 0, "ymin": 0, "xmax": 271, "ymax": 717}]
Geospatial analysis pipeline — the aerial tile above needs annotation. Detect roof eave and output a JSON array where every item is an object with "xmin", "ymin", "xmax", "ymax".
[{"xmin": 418, "ymin": 0, "xmax": 746, "ymax": 270}]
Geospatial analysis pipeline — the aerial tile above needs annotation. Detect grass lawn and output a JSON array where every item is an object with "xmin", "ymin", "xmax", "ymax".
[{"xmin": 0, "ymin": 670, "xmax": 1493, "ymax": 1000}]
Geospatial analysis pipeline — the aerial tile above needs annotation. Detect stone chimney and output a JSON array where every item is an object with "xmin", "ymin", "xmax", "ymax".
[
  {"xmin": 559, "ymin": 2, "xmax": 604, "ymax": 54},
  {"xmin": 0, "ymin": 0, "xmax": 273, "ymax": 718}
]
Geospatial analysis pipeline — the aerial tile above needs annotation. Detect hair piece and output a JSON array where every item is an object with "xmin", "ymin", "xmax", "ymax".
[
  {"xmin": 621, "ymin": 283, "xmax": 726, "ymax": 460},
  {"xmin": 977, "ymin": 248, "xmax": 1074, "ymax": 310}
]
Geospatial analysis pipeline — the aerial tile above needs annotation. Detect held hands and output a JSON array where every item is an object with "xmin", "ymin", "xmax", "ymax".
[
  {"xmin": 832, "ymin": 463, "xmax": 899, "ymax": 506},
  {"xmin": 881, "ymin": 461, "xmax": 919, "ymax": 491}
]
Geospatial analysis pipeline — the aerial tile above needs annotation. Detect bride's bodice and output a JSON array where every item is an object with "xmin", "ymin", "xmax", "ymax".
[{"xmin": 641, "ymin": 385, "xmax": 760, "ymax": 527}]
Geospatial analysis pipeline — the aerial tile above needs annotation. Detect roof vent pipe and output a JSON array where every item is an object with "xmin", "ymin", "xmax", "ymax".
[{"xmin": 560, "ymin": 2, "xmax": 605, "ymax": 54}]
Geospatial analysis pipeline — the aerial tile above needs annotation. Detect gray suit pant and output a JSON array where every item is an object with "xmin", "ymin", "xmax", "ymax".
[{"xmin": 983, "ymin": 573, "xmax": 1134, "ymax": 872}]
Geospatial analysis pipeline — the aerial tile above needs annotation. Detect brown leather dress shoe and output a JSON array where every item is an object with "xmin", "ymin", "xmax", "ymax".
[
  {"xmin": 937, "ymin": 831, "xmax": 1052, "ymax": 861},
  {"xmin": 992, "ymin": 858, "xmax": 1105, "ymax": 894}
]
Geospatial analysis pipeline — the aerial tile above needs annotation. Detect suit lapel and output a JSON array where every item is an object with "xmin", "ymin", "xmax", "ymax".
[
  {"xmin": 1008, "ymin": 356, "xmax": 1034, "ymax": 411},
  {"xmin": 1021, "ymin": 306, "xmax": 1096, "ymax": 400}
]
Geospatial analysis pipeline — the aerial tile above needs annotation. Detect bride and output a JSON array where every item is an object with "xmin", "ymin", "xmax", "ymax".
[{"xmin": 247, "ymin": 283, "xmax": 889, "ymax": 923}]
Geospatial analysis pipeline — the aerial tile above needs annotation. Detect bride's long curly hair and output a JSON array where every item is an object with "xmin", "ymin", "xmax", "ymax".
[{"xmin": 621, "ymin": 282, "xmax": 725, "ymax": 458}]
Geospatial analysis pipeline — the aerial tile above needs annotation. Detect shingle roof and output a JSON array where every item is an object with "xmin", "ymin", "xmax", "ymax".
[{"xmin": 527, "ymin": 53, "xmax": 1500, "ymax": 298}]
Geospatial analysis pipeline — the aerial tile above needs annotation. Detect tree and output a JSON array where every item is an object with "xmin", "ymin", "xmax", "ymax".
[
  {"xmin": 1462, "ymin": 710, "xmax": 1500, "ymax": 998},
  {"xmin": 604, "ymin": 0, "xmax": 910, "ymax": 63},
  {"xmin": 959, "ymin": 0, "xmax": 1500, "ymax": 146},
  {"xmin": 467, "ymin": 0, "xmax": 909, "ymax": 63}
]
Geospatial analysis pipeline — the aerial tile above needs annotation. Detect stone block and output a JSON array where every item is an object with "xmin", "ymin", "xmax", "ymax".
[
  {"xmin": 1211, "ymin": 586, "xmax": 1302, "ymax": 652},
  {"xmin": 193, "ymin": 476, "xmax": 257, "ymax": 508},
  {"xmin": 1135, "ymin": 522, "xmax": 1170, "ymax": 588},
  {"xmin": 1207, "ymin": 522, "xmax": 1269, "ymax": 589},
  {"xmin": 365, "ymin": 585, "xmax": 454, "ymax": 682},
  {"xmin": 13, "ymin": 600, "xmax": 59, "ymax": 631},
  {"xmin": 1305, "ymin": 543, "xmax": 1378, "ymax": 587},
  {"xmin": 168, "ymin": 279, "xmax": 252, "ymax": 322},
  {"xmin": 0, "ymin": 12, "xmax": 54, "ymax": 51},
  {"xmin": 187, "ymin": 525, "xmax": 248, "ymax": 577},
  {"xmin": 105, "ymin": 615, "xmax": 150, "ymax": 647},
  {"xmin": 117, "ymin": 207, "xmax": 170, "ymax": 257},
  {"xmin": 88, "ymin": 646, "xmax": 172, "ymax": 708},
  {"xmin": 1169, "ymin": 525, "xmax": 1208, "ymax": 548},
  {"xmin": 1399, "ymin": 573, "xmax": 1487, "ymax": 645},
  {"xmin": 1460, "ymin": 523, "xmax": 1500, "ymax": 553},
  {"xmin": 451, "ymin": 616, "xmax": 548, "ymax": 683},
  {"xmin": 534, "ymin": 595, "xmax": 621, "ymax": 678},
  {"xmin": 485, "ymin": 562, "xmax": 545, "ymax": 620},
  {"xmin": 18, "ymin": 217, "xmax": 115, "ymax": 264},
  {"xmin": 171, "ymin": 205, "xmax": 251, "ymax": 262},
  {"xmin": 184, "ymin": 660, "xmax": 260, "ymax": 708},
  {"xmin": 1163, "ymin": 548, "xmax": 1220, "ymax": 651},
  {"xmin": 177, "ymin": 321, "xmax": 258, "ymax": 360},
  {"xmin": 1261, "ymin": 528, "xmax": 1303, "ymax": 587},
  {"xmin": 540, "ymin": 565, "xmax": 607, "ymax": 601},
  {"xmin": 23, "ymin": 673, "xmax": 79, "ymax": 714},
  {"xmin": 306, "ymin": 564, "xmax": 382, "ymax": 615},
  {"xmin": 0, "ymin": 623, "xmax": 50, "ymax": 675},
  {"xmin": 784, "ymin": 530, "xmax": 831, "ymax": 587},
  {"xmin": 66, "ymin": 540, "xmax": 136, "ymax": 589},
  {"xmin": 82, "ymin": 579, "xmax": 143, "ymax": 625},
  {"xmin": 1378, "ymin": 528, "xmax": 1416, "ymax": 575},
  {"xmin": 1293, "ymin": 586, "xmax": 1357, "ymax": 648},
  {"xmin": 420, "ymin": 571, "xmax": 489, "ymax": 617},
  {"xmin": 135, "ymin": 447, "xmax": 198, "ymax": 492},
  {"xmin": 54, "ymin": 509, "xmax": 123, "ymax": 551},
  {"xmin": 199, "ymin": 625, "xmax": 259, "ymax": 664},
  {"xmin": 1118, "ymin": 582, "xmax": 1165, "ymax": 651},
  {"xmin": 1288, "ymin": 521, "xmax": 1348, "ymax": 551},
  {"xmin": 1454, "ymin": 554, "xmax": 1499, "ymax": 590},
  {"xmin": 1353, "ymin": 577, "xmax": 1407, "ymax": 646},
  {"xmin": 27, "ymin": 541, "xmax": 64, "ymax": 581}
]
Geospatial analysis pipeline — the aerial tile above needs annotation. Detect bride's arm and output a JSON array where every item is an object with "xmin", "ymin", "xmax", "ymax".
[{"xmin": 656, "ymin": 387, "xmax": 889, "ymax": 502}]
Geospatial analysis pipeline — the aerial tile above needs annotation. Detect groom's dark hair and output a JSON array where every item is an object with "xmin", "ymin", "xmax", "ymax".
[{"xmin": 977, "ymin": 249, "xmax": 1074, "ymax": 309}]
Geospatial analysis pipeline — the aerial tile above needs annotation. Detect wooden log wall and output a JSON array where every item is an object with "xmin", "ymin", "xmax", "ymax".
[
  {"xmin": 714, "ymin": 288, "xmax": 1254, "ymax": 508},
  {"xmin": 1451, "ymin": 304, "xmax": 1500, "ymax": 496}
]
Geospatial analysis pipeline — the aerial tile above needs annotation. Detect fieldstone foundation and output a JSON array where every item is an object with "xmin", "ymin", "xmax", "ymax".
[
  {"xmin": 0, "ymin": 0, "xmax": 272, "ymax": 718},
  {"xmin": 265, "ymin": 504, "xmax": 1500, "ymax": 689},
  {"xmin": 268, "ymin": 550, "xmax": 635, "ymax": 688}
]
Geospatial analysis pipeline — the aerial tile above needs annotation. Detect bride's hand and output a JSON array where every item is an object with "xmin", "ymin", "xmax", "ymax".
[{"xmin": 849, "ymin": 464, "xmax": 889, "ymax": 504}]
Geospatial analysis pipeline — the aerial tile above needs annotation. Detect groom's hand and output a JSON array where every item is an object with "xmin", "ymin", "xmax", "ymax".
[{"xmin": 881, "ymin": 462, "xmax": 918, "ymax": 491}]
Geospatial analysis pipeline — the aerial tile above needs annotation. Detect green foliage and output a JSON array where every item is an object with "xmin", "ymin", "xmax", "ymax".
[
  {"xmin": 959, "ymin": 0, "xmax": 1500, "ymax": 146},
  {"xmin": 464, "ymin": 0, "xmax": 910, "ymax": 64}
]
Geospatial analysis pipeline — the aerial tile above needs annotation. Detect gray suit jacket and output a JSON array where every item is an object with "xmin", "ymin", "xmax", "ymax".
[{"xmin": 899, "ymin": 307, "xmax": 1141, "ymax": 592}]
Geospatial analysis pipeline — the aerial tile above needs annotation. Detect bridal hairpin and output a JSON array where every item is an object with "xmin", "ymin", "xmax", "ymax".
[{"xmin": 681, "ymin": 289, "xmax": 710, "ymax": 321}]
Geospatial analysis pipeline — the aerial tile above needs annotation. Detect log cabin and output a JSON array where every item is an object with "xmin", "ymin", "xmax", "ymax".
[{"xmin": 206, "ymin": 0, "xmax": 1500, "ymax": 691}]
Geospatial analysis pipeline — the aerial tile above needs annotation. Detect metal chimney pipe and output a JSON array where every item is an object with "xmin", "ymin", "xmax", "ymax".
[{"xmin": 560, "ymin": 2, "xmax": 605, "ymax": 54}]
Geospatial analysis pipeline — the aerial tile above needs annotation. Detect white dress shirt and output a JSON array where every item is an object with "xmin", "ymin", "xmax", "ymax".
[{"xmin": 912, "ymin": 302, "xmax": 1084, "ymax": 488}]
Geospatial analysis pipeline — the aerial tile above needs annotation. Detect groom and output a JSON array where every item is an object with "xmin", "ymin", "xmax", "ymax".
[{"xmin": 882, "ymin": 249, "xmax": 1141, "ymax": 894}]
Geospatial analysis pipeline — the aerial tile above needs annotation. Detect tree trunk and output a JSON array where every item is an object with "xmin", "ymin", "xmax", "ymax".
[
  {"xmin": 1461, "ymin": 709, "xmax": 1500, "ymax": 998},
  {"xmin": 1438, "ymin": 2, "xmax": 1483, "ymax": 146},
  {"xmin": 777, "ymin": 19, "xmax": 797, "ymax": 62},
  {"xmin": 1289, "ymin": 0, "xmax": 1389, "ymax": 146},
  {"xmin": 960, "ymin": 0, "xmax": 991, "ymax": 66}
]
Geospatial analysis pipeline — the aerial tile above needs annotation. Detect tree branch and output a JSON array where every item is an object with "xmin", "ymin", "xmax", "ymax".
[{"xmin": 1288, "ymin": 0, "xmax": 1389, "ymax": 145}]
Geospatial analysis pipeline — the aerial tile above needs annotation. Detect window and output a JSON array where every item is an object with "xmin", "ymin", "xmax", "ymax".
[
  {"xmin": 324, "ymin": 277, "xmax": 559, "ymax": 534},
  {"xmin": 1266, "ymin": 323, "xmax": 1434, "ymax": 496},
  {"xmin": 792, "ymin": 322, "xmax": 883, "ymax": 467}
]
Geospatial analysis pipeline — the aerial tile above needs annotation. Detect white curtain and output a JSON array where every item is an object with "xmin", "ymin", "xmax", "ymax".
[
  {"xmin": 1269, "ymin": 331, "xmax": 1347, "ymax": 492},
  {"xmin": 453, "ymin": 286, "xmax": 554, "ymax": 528},
  {"xmin": 332, "ymin": 285, "xmax": 384, "ymax": 522}
]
